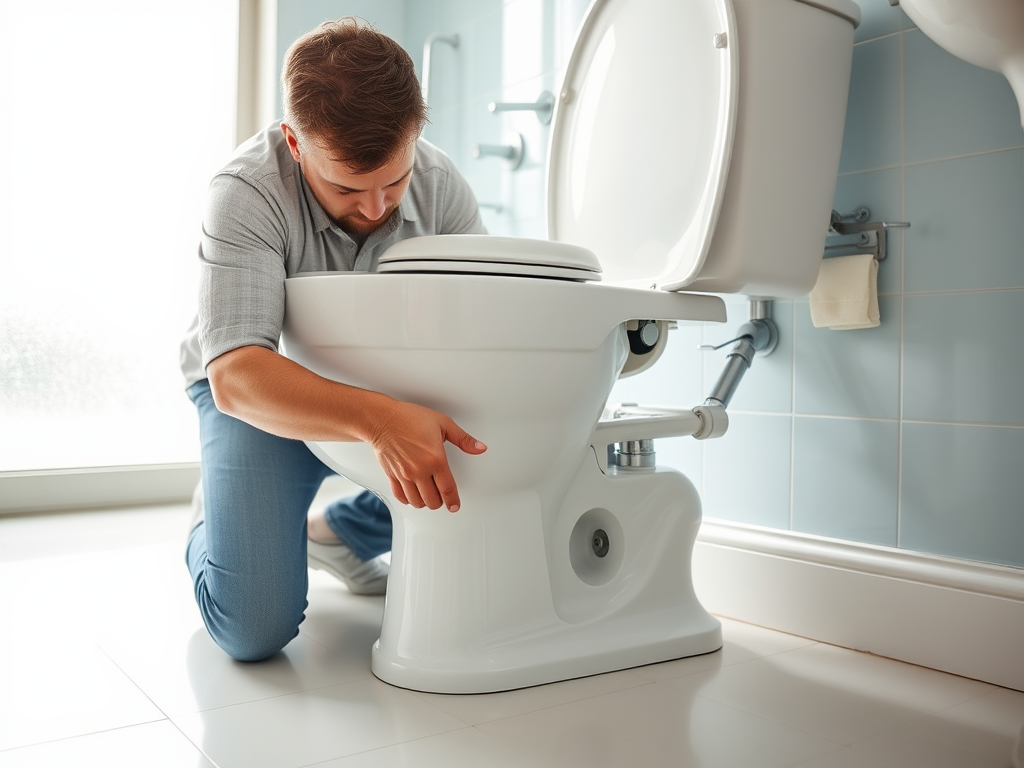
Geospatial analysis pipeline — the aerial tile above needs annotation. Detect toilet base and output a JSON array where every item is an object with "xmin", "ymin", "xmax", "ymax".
[
  {"xmin": 371, "ymin": 609, "xmax": 722, "ymax": 694},
  {"xmin": 368, "ymin": 453, "xmax": 723, "ymax": 694}
]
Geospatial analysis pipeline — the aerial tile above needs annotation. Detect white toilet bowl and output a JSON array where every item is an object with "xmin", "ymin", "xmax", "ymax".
[{"xmin": 282, "ymin": 0, "xmax": 861, "ymax": 693}]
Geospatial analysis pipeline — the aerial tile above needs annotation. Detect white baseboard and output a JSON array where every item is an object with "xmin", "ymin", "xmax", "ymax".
[
  {"xmin": 693, "ymin": 519, "xmax": 1024, "ymax": 692},
  {"xmin": 0, "ymin": 464, "xmax": 200, "ymax": 515}
]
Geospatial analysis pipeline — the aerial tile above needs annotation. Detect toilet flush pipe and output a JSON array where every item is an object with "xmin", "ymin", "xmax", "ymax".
[{"xmin": 702, "ymin": 299, "xmax": 778, "ymax": 409}]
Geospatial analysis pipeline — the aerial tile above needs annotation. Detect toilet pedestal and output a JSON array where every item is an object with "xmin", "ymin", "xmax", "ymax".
[{"xmin": 366, "ymin": 447, "xmax": 722, "ymax": 694}]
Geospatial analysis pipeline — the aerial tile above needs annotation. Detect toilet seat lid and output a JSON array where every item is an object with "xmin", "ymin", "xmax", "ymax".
[
  {"xmin": 547, "ymin": 0, "xmax": 738, "ymax": 291},
  {"xmin": 377, "ymin": 234, "xmax": 602, "ymax": 281}
]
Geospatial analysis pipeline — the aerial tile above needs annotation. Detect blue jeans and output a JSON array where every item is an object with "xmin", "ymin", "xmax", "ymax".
[{"xmin": 185, "ymin": 379, "xmax": 392, "ymax": 661}]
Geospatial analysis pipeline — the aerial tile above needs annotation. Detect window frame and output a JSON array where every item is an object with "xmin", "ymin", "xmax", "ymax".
[{"xmin": 0, "ymin": 0, "xmax": 279, "ymax": 515}]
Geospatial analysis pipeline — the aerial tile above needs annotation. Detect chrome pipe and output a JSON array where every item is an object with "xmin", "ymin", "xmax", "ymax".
[{"xmin": 421, "ymin": 33, "xmax": 459, "ymax": 105}]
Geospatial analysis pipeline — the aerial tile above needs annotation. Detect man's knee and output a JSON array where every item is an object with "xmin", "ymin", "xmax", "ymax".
[
  {"xmin": 215, "ymin": 623, "xmax": 299, "ymax": 662},
  {"xmin": 205, "ymin": 603, "xmax": 304, "ymax": 662},
  {"xmin": 192, "ymin": 572, "xmax": 306, "ymax": 662}
]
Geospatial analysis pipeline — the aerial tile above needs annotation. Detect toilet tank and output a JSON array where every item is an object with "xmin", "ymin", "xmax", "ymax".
[
  {"xmin": 688, "ymin": 0, "xmax": 858, "ymax": 297},
  {"xmin": 546, "ymin": 0, "xmax": 860, "ymax": 299}
]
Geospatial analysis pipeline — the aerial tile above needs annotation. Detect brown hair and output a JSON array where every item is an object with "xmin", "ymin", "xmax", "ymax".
[{"xmin": 283, "ymin": 17, "xmax": 427, "ymax": 173}]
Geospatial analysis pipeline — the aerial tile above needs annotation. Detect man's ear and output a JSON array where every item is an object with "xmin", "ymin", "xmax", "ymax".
[{"xmin": 280, "ymin": 123, "xmax": 302, "ymax": 163}]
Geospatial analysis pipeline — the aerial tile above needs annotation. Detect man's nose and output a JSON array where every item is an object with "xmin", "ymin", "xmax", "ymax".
[{"xmin": 358, "ymin": 190, "xmax": 387, "ymax": 220}]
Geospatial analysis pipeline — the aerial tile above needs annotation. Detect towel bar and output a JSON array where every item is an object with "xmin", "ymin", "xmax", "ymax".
[{"xmin": 825, "ymin": 207, "xmax": 910, "ymax": 260}]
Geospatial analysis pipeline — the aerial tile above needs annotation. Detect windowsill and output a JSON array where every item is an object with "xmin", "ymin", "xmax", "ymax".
[{"xmin": 0, "ymin": 464, "xmax": 201, "ymax": 516}]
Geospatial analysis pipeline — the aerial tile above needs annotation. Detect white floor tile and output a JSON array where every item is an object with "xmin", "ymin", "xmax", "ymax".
[
  {"xmin": 411, "ymin": 668, "xmax": 650, "ymax": 725},
  {"xmin": 790, "ymin": 745, "xmax": 905, "ymax": 767},
  {"xmin": 630, "ymin": 616, "xmax": 817, "ymax": 683},
  {"xmin": 776, "ymin": 643, "xmax": 997, "ymax": 713},
  {"xmin": 295, "ymin": 569, "xmax": 386, "ymax": 653},
  {"xmin": 686, "ymin": 642, "xmax": 996, "ymax": 744},
  {"xmin": 171, "ymin": 677, "xmax": 466, "ymax": 768},
  {"xmin": 476, "ymin": 675, "xmax": 839, "ymax": 768},
  {"xmin": 100, "ymin": 624, "xmax": 375, "ymax": 717},
  {"xmin": 0, "ymin": 720, "xmax": 215, "ymax": 768},
  {"xmin": 0, "ymin": 504, "xmax": 191, "ymax": 562},
  {"xmin": 316, "ymin": 727, "xmax": 544, "ymax": 767},
  {"xmin": 849, "ymin": 720, "xmax": 1009, "ymax": 768},
  {"xmin": 0, "ymin": 637, "xmax": 165, "ymax": 751},
  {"xmin": 0, "ymin": 542, "xmax": 198, "ymax": 642},
  {"xmin": 930, "ymin": 686, "xmax": 1024, "ymax": 760},
  {"xmin": 4, "ymin": 504, "xmax": 1023, "ymax": 768},
  {"xmin": 848, "ymin": 687, "xmax": 1024, "ymax": 767}
]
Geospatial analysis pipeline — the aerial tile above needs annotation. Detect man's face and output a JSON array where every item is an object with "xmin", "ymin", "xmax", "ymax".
[{"xmin": 282, "ymin": 124, "xmax": 415, "ymax": 236}]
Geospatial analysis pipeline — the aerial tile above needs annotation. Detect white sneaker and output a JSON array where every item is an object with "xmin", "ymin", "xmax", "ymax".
[
  {"xmin": 307, "ymin": 538, "xmax": 389, "ymax": 596},
  {"xmin": 188, "ymin": 482, "xmax": 205, "ymax": 535}
]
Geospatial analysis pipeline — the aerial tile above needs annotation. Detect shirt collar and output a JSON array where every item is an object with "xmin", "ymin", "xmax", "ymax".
[{"xmin": 297, "ymin": 167, "xmax": 334, "ymax": 234}]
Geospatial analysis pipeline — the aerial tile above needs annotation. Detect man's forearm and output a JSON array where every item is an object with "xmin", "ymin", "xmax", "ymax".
[
  {"xmin": 206, "ymin": 344, "xmax": 487, "ymax": 512},
  {"xmin": 206, "ymin": 345, "xmax": 392, "ymax": 443}
]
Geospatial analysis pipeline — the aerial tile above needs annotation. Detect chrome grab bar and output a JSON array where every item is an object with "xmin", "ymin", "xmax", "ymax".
[
  {"xmin": 421, "ymin": 33, "xmax": 459, "ymax": 105},
  {"xmin": 487, "ymin": 91, "xmax": 555, "ymax": 125}
]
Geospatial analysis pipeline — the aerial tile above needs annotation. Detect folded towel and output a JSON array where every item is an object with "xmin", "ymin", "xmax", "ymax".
[{"xmin": 809, "ymin": 253, "xmax": 880, "ymax": 330}]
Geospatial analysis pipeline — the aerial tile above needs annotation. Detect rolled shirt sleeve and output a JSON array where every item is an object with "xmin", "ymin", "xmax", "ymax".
[{"xmin": 198, "ymin": 174, "xmax": 290, "ymax": 370}]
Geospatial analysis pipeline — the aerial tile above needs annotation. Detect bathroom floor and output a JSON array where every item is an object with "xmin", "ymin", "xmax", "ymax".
[{"xmin": 1, "ymin": 502, "xmax": 1022, "ymax": 768}]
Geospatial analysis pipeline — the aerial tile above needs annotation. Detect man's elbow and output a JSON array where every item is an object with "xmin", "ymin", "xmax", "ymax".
[{"xmin": 206, "ymin": 349, "xmax": 251, "ymax": 416}]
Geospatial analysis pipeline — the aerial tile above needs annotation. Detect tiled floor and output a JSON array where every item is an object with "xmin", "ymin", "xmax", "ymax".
[{"xmin": 2, "ymin": 502, "xmax": 1022, "ymax": 767}]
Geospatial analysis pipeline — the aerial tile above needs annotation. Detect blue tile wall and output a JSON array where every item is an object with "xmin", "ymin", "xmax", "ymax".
[
  {"xmin": 792, "ymin": 416, "xmax": 899, "ymax": 547},
  {"xmin": 794, "ymin": 295, "xmax": 901, "ymax": 420},
  {"xmin": 852, "ymin": 0, "xmax": 901, "ymax": 44},
  {"xmin": 903, "ymin": 30, "xmax": 1024, "ymax": 164},
  {"xmin": 283, "ymin": 1, "xmax": 1024, "ymax": 569},
  {"xmin": 903, "ymin": 291, "xmax": 1024, "ymax": 426},
  {"xmin": 838, "ymin": 34, "xmax": 902, "ymax": 174},
  {"xmin": 901, "ymin": 423, "xmax": 1024, "ymax": 567},
  {"xmin": 703, "ymin": 414, "xmax": 794, "ymax": 530},
  {"xmin": 904, "ymin": 150, "xmax": 1024, "ymax": 292}
]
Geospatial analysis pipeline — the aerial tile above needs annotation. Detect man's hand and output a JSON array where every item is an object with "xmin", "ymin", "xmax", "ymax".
[
  {"xmin": 368, "ymin": 401, "xmax": 487, "ymax": 513},
  {"xmin": 207, "ymin": 346, "xmax": 486, "ymax": 513}
]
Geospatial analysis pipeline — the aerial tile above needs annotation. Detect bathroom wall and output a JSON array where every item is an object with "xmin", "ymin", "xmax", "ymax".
[
  {"xmin": 272, "ymin": 0, "xmax": 405, "ymax": 118},
  {"xmin": 282, "ymin": 0, "xmax": 1024, "ymax": 569}
]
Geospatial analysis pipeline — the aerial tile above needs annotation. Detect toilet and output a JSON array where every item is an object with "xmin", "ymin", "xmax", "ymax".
[{"xmin": 282, "ymin": 0, "xmax": 860, "ymax": 693}]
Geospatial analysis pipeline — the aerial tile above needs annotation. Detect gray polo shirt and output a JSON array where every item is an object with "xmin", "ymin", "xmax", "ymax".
[{"xmin": 179, "ymin": 123, "xmax": 485, "ymax": 388}]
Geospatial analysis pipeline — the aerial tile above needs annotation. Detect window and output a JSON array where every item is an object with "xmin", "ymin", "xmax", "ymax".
[{"xmin": 0, "ymin": 0, "xmax": 239, "ymax": 471}]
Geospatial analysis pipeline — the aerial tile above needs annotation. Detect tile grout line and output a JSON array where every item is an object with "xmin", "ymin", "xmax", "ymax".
[
  {"xmin": 837, "ymin": 145, "xmax": 1024, "ymax": 178},
  {"xmin": 0, "ymin": 718, "xmax": 171, "ymax": 757},
  {"xmin": 725, "ymin": 410, "xmax": 1024, "ymax": 430},
  {"xmin": 94, "ymin": 643, "xmax": 221, "ymax": 765}
]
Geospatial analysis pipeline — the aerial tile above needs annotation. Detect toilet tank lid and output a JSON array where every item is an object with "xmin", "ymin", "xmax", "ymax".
[{"xmin": 794, "ymin": 0, "xmax": 861, "ymax": 27}]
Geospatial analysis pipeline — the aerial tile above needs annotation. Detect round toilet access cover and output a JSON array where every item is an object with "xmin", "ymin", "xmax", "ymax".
[{"xmin": 377, "ymin": 234, "xmax": 603, "ymax": 281}]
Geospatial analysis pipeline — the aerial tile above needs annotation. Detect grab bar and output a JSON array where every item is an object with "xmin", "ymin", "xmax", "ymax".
[
  {"xmin": 487, "ymin": 91, "xmax": 555, "ymax": 125},
  {"xmin": 421, "ymin": 33, "xmax": 459, "ymax": 105}
]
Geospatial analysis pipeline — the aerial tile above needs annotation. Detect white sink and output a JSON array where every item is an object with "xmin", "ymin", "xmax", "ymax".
[{"xmin": 900, "ymin": 0, "xmax": 1024, "ymax": 125}]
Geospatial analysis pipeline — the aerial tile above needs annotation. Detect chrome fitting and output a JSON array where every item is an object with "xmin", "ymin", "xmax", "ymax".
[
  {"xmin": 692, "ymin": 403, "xmax": 729, "ymax": 440},
  {"xmin": 614, "ymin": 439, "xmax": 656, "ymax": 469}
]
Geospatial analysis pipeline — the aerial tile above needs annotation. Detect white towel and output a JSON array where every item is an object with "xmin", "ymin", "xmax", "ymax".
[{"xmin": 809, "ymin": 253, "xmax": 880, "ymax": 330}]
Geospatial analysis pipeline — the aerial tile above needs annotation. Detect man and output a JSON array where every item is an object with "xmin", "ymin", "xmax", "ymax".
[{"xmin": 179, "ymin": 17, "xmax": 487, "ymax": 662}]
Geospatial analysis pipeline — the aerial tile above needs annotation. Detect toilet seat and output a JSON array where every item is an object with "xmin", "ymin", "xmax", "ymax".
[
  {"xmin": 547, "ymin": 0, "xmax": 738, "ymax": 291},
  {"xmin": 378, "ymin": 234, "xmax": 603, "ymax": 282}
]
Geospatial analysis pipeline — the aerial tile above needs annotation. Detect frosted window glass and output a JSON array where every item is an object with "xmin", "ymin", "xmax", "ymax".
[{"xmin": 0, "ymin": 0, "xmax": 238, "ymax": 471}]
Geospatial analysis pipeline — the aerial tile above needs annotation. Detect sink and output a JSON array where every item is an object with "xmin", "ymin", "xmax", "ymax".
[{"xmin": 900, "ymin": 0, "xmax": 1024, "ymax": 125}]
